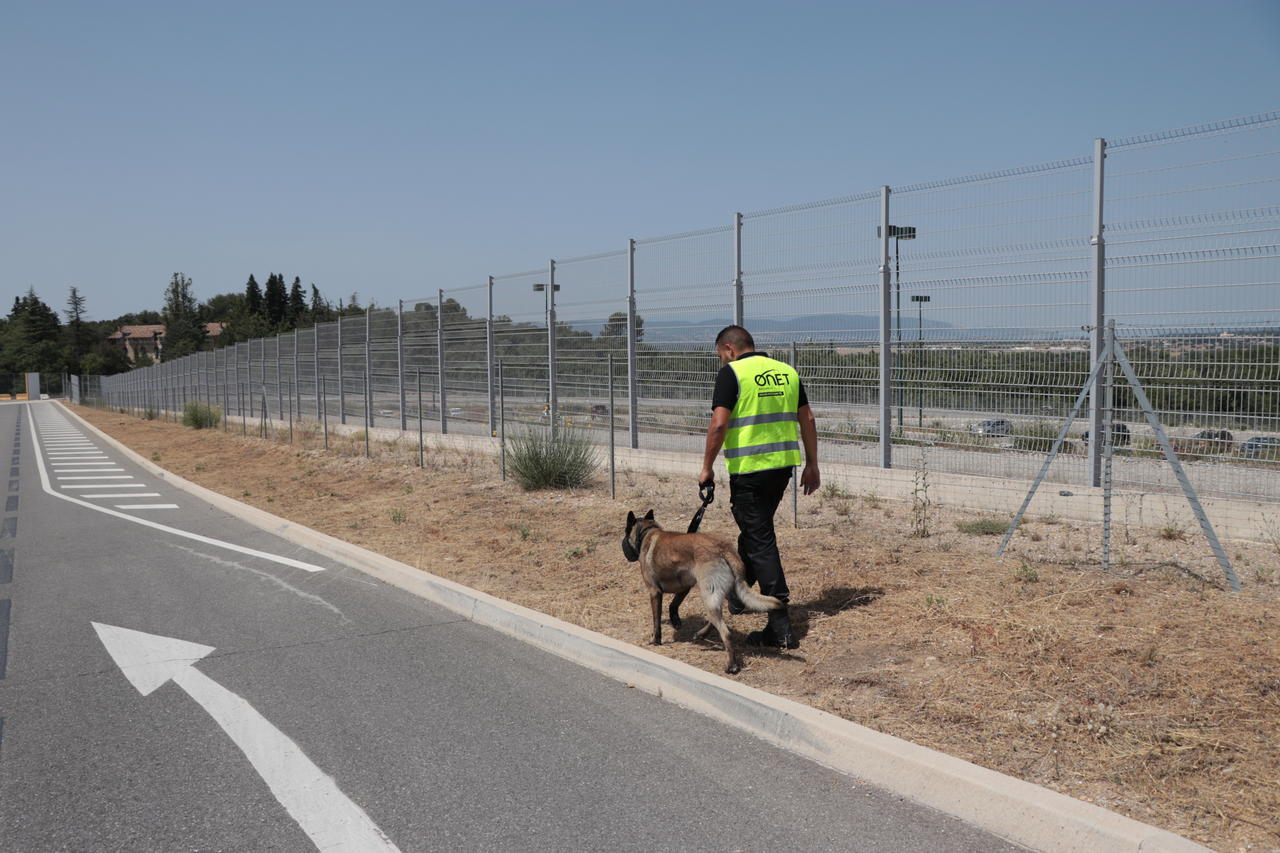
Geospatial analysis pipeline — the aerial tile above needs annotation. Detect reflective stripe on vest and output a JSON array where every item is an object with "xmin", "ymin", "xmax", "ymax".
[{"xmin": 724, "ymin": 355, "xmax": 802, "ymax": 475}]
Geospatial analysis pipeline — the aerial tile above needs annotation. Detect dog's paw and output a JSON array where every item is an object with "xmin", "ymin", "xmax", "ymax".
[
  {"xmin": 724, "ymin": 662, "xmax": 741, "ymax": 675},
  {"xmin": 669, "ymin": 616, "xmax": 682, "ymax": 629},
  {"xmin": 649, "ymin": 638, "xmax": 662, "ymax": 646}
]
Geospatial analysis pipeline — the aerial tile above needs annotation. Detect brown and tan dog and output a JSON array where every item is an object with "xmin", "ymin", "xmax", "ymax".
[{"xmin": 622, "ymin": 510, "xmax": 782, "ymax": 674}]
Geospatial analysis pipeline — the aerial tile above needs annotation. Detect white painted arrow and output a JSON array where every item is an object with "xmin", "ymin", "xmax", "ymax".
[{"xmin": 92, "ymin": 623, "xmax": 401, "ymax": 852}]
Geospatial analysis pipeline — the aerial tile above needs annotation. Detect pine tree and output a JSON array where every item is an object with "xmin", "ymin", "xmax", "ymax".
[
  {"xmin": 65, "ymin": 286, "xmax": 92, "ymax": 373},
  {"xmin": 244, "ymin": 274, "xmax": 264, "ymax": 317},
  {"xmin": 264, "ymin": 273, "xmax": 287, "ymax": 327},
  {"xmin": 287, "ymin": 276, "xmax": 307, "ymax": 326}
]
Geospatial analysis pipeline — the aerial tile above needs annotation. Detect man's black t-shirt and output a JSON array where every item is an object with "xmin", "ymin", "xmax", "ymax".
[{"xmin": 712, "ymin": 351, "xmax": 808, "ymax": 412}]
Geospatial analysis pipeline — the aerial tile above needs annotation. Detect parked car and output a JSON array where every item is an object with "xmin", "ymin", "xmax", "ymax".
[
  {"xmin": 1080, "ymin": 423, "xmax": 1131, "ymax": 447},
  {"xmin": 590, "ymin": 404, "xmax": 609, "ymax": 416},
  {"xmin": 970, "ymin": 418, "xmax": 1012, "ymax": 437},
  {"xmin": 1174, "ymin": 429, "xmax": 1235, "ymax": 455},
  {"xmin": 1239, "ymin": 435, "xmax": 1280, "ymax": 460}
]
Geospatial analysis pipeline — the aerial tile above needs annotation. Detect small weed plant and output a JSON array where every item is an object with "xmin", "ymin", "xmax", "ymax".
[
  {"xmin": 1014, "ymin": 561, "xmax": 1040, "ymax": 583},
  {"xmin": 508, "ymin": 426, "xmax": 599, "ymax": 490},
  {"xmin": 181, "ymin": 402, "xmax": 222, "ymax": 430}
]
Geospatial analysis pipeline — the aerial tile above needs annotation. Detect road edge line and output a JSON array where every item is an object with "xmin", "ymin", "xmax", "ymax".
[{"xmin": 59, "ymin": 402, "xmax": 1207, "ymax": 853}]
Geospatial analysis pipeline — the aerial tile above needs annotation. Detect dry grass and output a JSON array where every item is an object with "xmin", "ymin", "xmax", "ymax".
[{"xmin": 75, "ymin": 405, "xmax": 1280, "ymax": 852}]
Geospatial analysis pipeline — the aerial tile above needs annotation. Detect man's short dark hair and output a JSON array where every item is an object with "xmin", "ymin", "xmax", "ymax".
[{"xmin": 715, "ymin": 325, "xmax": 755, "ymax": 351}]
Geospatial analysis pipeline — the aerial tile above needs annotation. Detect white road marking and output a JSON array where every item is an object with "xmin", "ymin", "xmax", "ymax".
[
  {"xmin": 115, "ymin": 504, "xmax": 180, "ymax": 509},
  {"xmin": 60, "ymin": 483, "xmax": 148, "ymax": 489},
  {"xmin": 29, "ymin": 407, "xmax": 328, "ymax": 573},
  {"xmin": 54, "ymin": 469, "xmax": 125, "ymax": 473},
  {"xmin": 81, "ymin": 493, "xmax": 162, "ymax": 498},
  {"xmin": 92, "ymin": 624, "xmax": 401, "ymax": 852},
  {"xmin": 57, "ymin": 475, "xmax": 134, "ymax": 480},
  {"xmin": 52, "ymin": 462, "xmax": 118, "ymax": 467}
]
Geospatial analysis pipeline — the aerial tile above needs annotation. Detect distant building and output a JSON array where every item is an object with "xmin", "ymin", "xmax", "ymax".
[{"xmin": 108, "ymin": 323, "xmax": 224, "ymax": 362}]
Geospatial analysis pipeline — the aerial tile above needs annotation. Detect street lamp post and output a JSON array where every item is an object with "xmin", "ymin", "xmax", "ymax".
[
  {"xmin": 877, "ymin": 224, "xmax": 916, "ymax": 431},
  {"xmin": 533, "ymin": 269, "xmax": 561, "ymax": 438},
  {"xmin": 912, "ymin": 294, "xmax": 931, "ymax": 427}
]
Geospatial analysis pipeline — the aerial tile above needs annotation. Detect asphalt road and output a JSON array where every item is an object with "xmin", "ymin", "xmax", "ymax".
[{"xmin": 0, "ymin": 400, "xmax": 1024, "ymax": 852}]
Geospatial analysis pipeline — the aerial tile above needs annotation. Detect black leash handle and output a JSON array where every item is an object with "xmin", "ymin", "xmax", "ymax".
[{"xmin": 687, "ymin": 480, "xmax": 716, "ymax": 533}]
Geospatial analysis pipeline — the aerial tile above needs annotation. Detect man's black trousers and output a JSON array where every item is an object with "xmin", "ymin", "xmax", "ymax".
[{"xmin": 729, "ymin": 466, "xmax": 792, "ymax": 604}]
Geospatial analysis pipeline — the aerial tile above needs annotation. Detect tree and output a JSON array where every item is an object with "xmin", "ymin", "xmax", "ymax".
[
  {"xmin": 64, "ymin": 286, "xmax": 93, "ymax": 373},
  {"xmin": 160, "ymin": 273, "xmax": 205, "ymax": 361},
  {"xmin": 201, "ymin": 292, "xmax": 246, "ymax": 323},
  {"xmin": 264, "ymin": 273, "xmax": 287, "ymax": 327},
  {"xmin": 287, "ymin": 277, "xmax": 307, "ymax": 326},
  {"xmin": 309, "ymin": 284, "xmax": 334, "ymax": 323},
  {"xmin": 81, "ymin": 340, "xmax": 132, "ymax": 376},
  {"xmin": 1, "ymin": 289, "xmax": 64, "ymax": 374},
  {"xmin": 244, "ymin": 275, "xmax": 263, "ymax": 317},
  {"xmin": 600, "ymin": 311, "xmax": 643, "ymax": 342}
]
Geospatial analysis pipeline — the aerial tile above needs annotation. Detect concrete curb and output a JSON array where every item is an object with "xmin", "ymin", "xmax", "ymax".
[{"xmin": 59, "ymin": 402, "xmax": 1209, "ymax": 853}]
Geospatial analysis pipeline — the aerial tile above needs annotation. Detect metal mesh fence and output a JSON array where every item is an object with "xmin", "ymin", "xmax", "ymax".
[{"xmin": 88, "ymin": 110, "xmax": 1280, "ymax": 508}]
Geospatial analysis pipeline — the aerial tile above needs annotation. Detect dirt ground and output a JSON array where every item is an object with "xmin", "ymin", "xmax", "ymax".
[{"xmin": 71, "ymin": 405, "xmax": 1280, "ymax": 852}]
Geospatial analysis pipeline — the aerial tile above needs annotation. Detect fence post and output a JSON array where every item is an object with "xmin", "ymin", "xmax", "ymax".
[
  {"xmin": 313, "ymin": 326, "xmax": 322, "ymax": 420},
  {"xmin": 1088, "ymin": 137, "xmax": 1108, "ymax": 488},
  {"xmin": 547, "ymin": 259, "xmax": 558, "ymax": 439},
  {"xmin": 878, "ymin": 185, "xmax": 893, "ymax": 469},
  {"xmin": 733, "ymin": 211, "xmax": 744, "ymax": 327},
  {"xmin": 486, "ymin": 276, "xmax": 496, "ymax": 437},
  {"xmin": 438, "ymin": 289, "xmax": 447, "ymax": 435},
  {"xmin": 275, "ymin": 337, "xmax": 283, "ymax": 419},
  {"xmin": 627, "ymin": 238, "xmax": 639, "ymax": 450},
  {"xmin": 364, "ymin": 306, "xmax": 372, "ymax": 434},
  {"xmin": 337, "ymin": 315, "xmax": 346, "ymax": 425},
  {"xmin": 293, "ymin": 329, "xmax": 301, "ymax": 423},
  {"xmin": 498, "ymin": 359, "xmax": 506, "ymax": 482},
  {"xmin": 608, "ymin": 352, "xmax": 616, "ymax": 500},
  {"xmin": 792, "ymin": 340, "xmax": 799, "ymax": 527},
  {"xmin": 398, "ymin": 300, "xmax": 406, "ymax": 432},
  {"xmin": 417, "ymin": 369, "xmax": 424, "ymax": 468}
]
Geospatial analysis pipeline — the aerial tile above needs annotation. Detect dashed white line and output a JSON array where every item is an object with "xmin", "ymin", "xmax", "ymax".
[
  {"xmin": 81, "ymin": 493, "xmax": 162, "ymax": 498},
  {"xmin": 115, "ymin": 504, "xmax": 180, "ymax": 510},
  {"xmin": 60, "ymin": 484, "xmax": 148, "ymax": 489},
  {"xmin": 57, "ymin": 475, "xmax": 134, "ymax": 480},
  {"xmin": 54, "ymin": 468, "xmax": 125, "ymax": 473}
]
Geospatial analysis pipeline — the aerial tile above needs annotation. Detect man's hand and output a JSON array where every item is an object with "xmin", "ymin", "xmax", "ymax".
[
  {"xmin": 800, "ymin": 462, "xmax": 821, "ymax": 496},
  {"xmin": 697, "ymin": 467, "xmax": 715, "ymax": 489}
]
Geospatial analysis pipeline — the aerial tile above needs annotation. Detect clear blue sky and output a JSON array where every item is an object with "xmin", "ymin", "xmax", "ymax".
[{"xmin": 3, "ymin": 0, "xmax": 1278, "ymax": 323}]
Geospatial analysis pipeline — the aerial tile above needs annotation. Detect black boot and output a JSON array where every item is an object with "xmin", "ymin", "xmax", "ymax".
[{"xmin": 746, "ymin": 608, "xmax": 799, "ymax": 650}]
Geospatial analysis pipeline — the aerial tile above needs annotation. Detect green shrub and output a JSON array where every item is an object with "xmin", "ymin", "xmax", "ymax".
[
  {"xmin": 142, "ymin": 404, "xmax": 159, "ymax": 420},
  {"xmin": 508, "ymin": 426, "xmax": 599, "ymax": 490},
  {"xmin": 955, "ymin": 517, "xmax": 1012, "ymax": 536},
  {"xmin": 181, "ymin": 401, "xmax": 222, "ymax": 430}
]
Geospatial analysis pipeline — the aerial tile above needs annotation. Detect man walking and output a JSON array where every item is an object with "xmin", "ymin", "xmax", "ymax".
[{"xmin": 698, "ymin": 325, "xmax": 820, "ymax": 650}]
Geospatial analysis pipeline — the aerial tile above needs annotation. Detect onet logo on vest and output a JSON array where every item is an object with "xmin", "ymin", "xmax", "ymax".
[{"xmin": 753, "ymin": 369, "xmax": 791, "ymax": 387}]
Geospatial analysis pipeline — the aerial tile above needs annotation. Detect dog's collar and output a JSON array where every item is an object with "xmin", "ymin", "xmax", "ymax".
[{"xmin": 622, "ymin": 522, "xmax": 655, "ymax": 563}]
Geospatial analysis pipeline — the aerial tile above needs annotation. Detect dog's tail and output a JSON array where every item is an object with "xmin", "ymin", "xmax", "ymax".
[{"xmin": 733, "ymin": 579, "xmax": 783, "ymax": 612}]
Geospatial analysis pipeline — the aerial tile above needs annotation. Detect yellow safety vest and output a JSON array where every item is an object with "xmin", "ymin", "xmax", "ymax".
[{"xmin": 723, "ymin": 355, "xmax": 802, "ymax": 475}]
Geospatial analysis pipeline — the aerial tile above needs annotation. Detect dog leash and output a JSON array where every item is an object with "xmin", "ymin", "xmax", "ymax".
[{"xmin": 687, "ymin": 480, "xmax": 715, "ymax": 533}]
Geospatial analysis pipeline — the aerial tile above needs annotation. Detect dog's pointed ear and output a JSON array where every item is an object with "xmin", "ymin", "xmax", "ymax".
[
  {"xmin": 627, "ymin": 510, "xmax": 635, "ymax": 524},
  {"xmin": 644, "ymin": 509, "xmax": 655, "ymax": 520}
]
